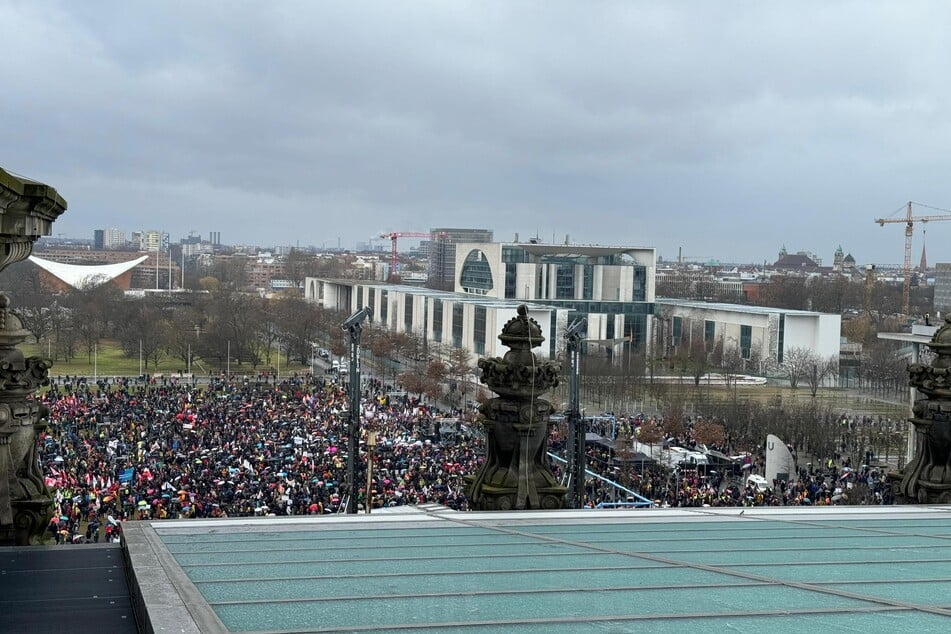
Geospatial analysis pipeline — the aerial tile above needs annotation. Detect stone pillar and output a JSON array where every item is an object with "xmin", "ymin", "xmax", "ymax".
[
  {"xmin": 465, "ymin": 305, "xmax": 567, "ymax": 510},
  {"xmin": 0, "ymin": 168, "xmax": 67, "ymax": 545}
]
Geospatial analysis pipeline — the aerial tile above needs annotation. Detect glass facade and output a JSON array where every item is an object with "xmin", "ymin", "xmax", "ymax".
[
  {"xmin": 778, "ymin": 314, "xmax": 785, "ymax": 364},
  {"xmin": 740, "ymin": 324, "xmax": 752, "ymax": 360},
  {"xmin": 452, "ymin": 304, "xmax": 464, "ymax": 348},
  {"xmin": 473, "ymin": 306, "xmax": 486, "ymax": 354},
  {"xmin": 502, "ymin": 246, "xmax": 531, "ymax": 299},
  {"xmin": 705, "ymin": 320, "xmax": 715, "ymax": 349},
  {"xmin": 432, "ymin": 299, "xmax": 443, "ymax": 343},
  {"xmin": 459, "ymin": 250, "xmax": 494, "ymax": 295},
  {"xmin": 404, "ymin": 299, "xmax": 413, "ymax": 332},
  {"xmin": 380, "ymin": 290, "xmax": 388, "ymax": 324}
]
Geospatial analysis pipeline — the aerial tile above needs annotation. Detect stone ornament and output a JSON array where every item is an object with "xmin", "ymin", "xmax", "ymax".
[
  {"xmin": 465, "ymin": 305, "xmax": 567, "ymax": 510},
  {"xmin": 897, "ymin": 315, "xmax": 951, "ymax": 503},
  {"xmin": 0, "ymin": 167, "xmax": 66, "ymax": 545}
]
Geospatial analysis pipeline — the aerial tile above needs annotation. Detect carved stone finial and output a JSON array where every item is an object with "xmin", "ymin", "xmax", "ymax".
[
  {"xmin": 465, "ymin": 306, "xmax": 566, "ymax": 510},
  {"xmin": 895, "ymin": 318, "xmax": 951, "ymax": 503}
]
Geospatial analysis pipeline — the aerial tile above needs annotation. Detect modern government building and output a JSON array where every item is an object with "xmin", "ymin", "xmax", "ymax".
[{"xmin": 305, "ymin": 240, "xmax": 841, "ymax": 370}]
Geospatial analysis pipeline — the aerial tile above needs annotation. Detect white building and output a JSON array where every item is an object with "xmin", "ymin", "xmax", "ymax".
[
  {"xmin": 654, "ymin": 298, "xmax": 842, "ymax": 371},
  {"xmin": 305, "ymin": 278, "xmax": 567, "ymax": 365},
  {"xmin": 305, "ymin": 241, "xmax": 841, "ymax": 374}
]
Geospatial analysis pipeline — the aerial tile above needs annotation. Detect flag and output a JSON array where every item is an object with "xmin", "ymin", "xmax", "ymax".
[{"xmin": 118, "ymin": 468, "xmax": 134, "ymax": 484}]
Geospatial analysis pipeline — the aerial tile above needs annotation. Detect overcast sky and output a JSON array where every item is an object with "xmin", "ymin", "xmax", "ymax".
[{"xmin": 4, "ymin": 1, "xmax": 951, "ymax": 265}]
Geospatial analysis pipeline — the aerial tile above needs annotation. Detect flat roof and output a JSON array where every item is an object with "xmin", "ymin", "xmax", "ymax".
[
  {"xmin": 656, "ymin": 298, "xmax": 832, "ymax": 317},
  {"xmin": 123, "ymin": 505, "xmax": 951, "ymax": 632}
]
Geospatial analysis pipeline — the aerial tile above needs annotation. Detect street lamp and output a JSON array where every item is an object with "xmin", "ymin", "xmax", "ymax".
[
  {"xmin": 564, "ymin": 317, "xmax": 587, "ymax": 509},
  {"xmin": 341, "ymin": 306, "xmax": 373, "ymax": 514}
]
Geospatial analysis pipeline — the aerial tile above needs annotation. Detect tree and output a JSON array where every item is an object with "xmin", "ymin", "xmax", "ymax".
[
  {"xmin": 637, "ymin": 419, "xmax": 664, "ymax": 459},
  {"xmin": 686, "ymin": 336, "xmax": 710, "ymax": 386},
  {"xmin": 781, "ymin": 346, "xmax": 813, "ymax": 389},
  {"xmin": 65, "ymin": 279, "xmax": 124, "ymax": 362},
  {"xmin": 804, "ymin": 354, "xmax": 839, "ymax": 397},
  {"xmin": 446, "ymin": 346, "xmax": 473, "ymax": 409},
  {"xmin": 283, "ymin": 248, "xmax": 316, "ymax": 292},
  {"xmin": 693, "ymin": 420, "xmax": 726, "ymax": 449},
  {"xmin": 114, "ymin": 300, "xmax": 169, "ymax": 370}
]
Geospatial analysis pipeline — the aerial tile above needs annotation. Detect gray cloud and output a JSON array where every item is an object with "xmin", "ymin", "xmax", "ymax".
[{"xmin": 4, "ymin": 0, "xmax": 951, "ymax": 264}]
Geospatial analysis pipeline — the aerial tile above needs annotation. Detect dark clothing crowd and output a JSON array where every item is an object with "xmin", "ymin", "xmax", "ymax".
[
  {"xmin": 36, "ymin": 375, "xmax": 898, "ymax": 543},
  {"xmin": 39, "ymin": 374, "xmax": 478, "ymax": 542}
]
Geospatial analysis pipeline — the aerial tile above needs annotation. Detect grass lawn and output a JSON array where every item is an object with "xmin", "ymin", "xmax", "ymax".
[{"xmin": 19, "ymin": 339, "xmax": 309, "ymax": 378}]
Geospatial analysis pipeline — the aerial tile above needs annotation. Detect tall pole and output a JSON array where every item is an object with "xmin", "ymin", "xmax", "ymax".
[
  {"xmin": 342, "ymin": 307, "xmax": 372, "ymax": 514},
  {"xmin": 227, "ymin": 340, "xmax": 231, "ymax": 378},
  {"xmin": 565, "ymin": 318, "xmax": 586, "ymax": 509}
]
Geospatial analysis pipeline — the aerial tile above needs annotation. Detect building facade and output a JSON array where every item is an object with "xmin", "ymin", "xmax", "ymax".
[
  {"xmin": 453, "ymin": 242, "xmax": 656, "ymax": 352},
  {"xmin": 305, "ymin": 278, "xmax": 566, "ymax": 365},
  {"xmin": 427, "ymin": 228, "xmax": 494, "ymax": 289},
  {"xmin": 934, "ymin": 263, "xmax": 951, "ymax": 316},
  {"xmin": 654, "ymin": 298, "xmax": 842, "ymax": 371}
]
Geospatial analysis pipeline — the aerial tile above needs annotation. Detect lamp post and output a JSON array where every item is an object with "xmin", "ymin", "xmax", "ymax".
[
  {"xmin": 564, "ymin": 318, "xmax": 587, "ymax": 509},
  {"xmin": 341, "ymin": 306, "xmax": 372, "ymax": 514}
]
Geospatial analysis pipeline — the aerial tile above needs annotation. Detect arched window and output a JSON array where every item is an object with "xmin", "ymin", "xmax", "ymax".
[{"xmin": 459, "ymin": 249, "xmax": 493, "ymax": 295}]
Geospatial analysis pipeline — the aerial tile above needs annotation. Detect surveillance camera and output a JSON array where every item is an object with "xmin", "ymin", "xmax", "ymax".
[
  {"xmin": 564, "ymin": 318, "xmax": 586, "ymax": 339},
  {"xmin": 341, "ymin": 306, "xmax": 373, "ymax": 330}
]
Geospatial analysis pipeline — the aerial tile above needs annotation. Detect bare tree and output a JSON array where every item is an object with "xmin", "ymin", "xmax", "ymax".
[
  {"xmin": 781, "ymin": 346, "xmax": 813, "ymax": 389},
  {"xmin": 804, "ymin": 354, "xmax": 839, "ymax": 397}
]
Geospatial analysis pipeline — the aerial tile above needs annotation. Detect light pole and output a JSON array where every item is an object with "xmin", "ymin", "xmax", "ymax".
[
  {"xmin": 341, "ymin": 306, "xmax": 372, "ymax": 514},
  {"xmin": 565, "ymin": 318, "xmax": 586, "ymax": 509}
]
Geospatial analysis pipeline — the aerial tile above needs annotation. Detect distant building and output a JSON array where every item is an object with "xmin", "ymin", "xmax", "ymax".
[
  {"xmin": 28, "ymin": 254, "xmax": 148, "ymax": 291},
  {"xmin": 453, "ymin": 241, "xmax": 656, "ymax": 350},
  {"xmin": 655, "ymin": 298, "xmax": 842, "ymax": 371},
  {"xmin": 428, "ymin": 228, "xmax": 494, "ymax": 289},
  {"xmin": 773, "ymin": 252, "xmax": 819, "ymax": 273},
  {"xmin": 93, "ymin": 227, "xmax": 125, "ymax": 250},
  {"xmin": 30, "ymin": 247, "xmax": 180, "ymax": 290},
  {"xmin": 140, "ymin": 230, "xmax": 169, "ymax": 252},
  {"xmin": 934, "ymin": 263, "xmax": 951, "ymax": 315}
]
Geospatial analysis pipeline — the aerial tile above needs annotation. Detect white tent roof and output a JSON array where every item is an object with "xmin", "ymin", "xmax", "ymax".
[{"xmin": 29, "ymin": 254, "xmax": 149, "ymax": 289}]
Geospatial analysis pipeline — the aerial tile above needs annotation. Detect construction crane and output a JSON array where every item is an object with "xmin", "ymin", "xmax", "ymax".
[
  {"xmin": 380, "ymin": 231, "xmax": 446, "ymax": 280},
  {"xmin": 874, "ymin": 201, "xmax": 951, "ymax": 316}
]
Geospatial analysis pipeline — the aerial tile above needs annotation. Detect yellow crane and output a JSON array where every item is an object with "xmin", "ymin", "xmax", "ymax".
[{"xmin": 874, "ymin": 201, "xmax": 951, "ymax": 316}]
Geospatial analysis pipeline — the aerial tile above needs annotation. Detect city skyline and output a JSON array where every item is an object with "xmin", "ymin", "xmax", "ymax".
[{"xmin": 5, "ymin": 2, "xmax": 951, "ymax": 266}]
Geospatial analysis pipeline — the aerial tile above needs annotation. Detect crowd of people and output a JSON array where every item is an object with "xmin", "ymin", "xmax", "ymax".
[
  {"xmin": 36, "ymin": 372, "xmax": 898, "ymax": 544},
  {"xmin": 39, "ymin": 373, "xmax": 478, "ymax": 544}
]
